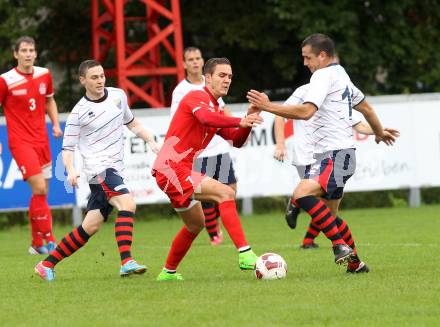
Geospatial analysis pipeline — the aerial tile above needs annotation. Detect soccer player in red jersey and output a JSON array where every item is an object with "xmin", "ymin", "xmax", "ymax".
[
  {"xmin": 0, "ymin": 36, "xmax": 62, "ymax": 255},
  {"xmin": 153, "ymin": 57, "xmax": 263, "ymax": 280}
]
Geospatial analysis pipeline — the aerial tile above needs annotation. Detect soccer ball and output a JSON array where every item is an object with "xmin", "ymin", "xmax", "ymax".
[{"xmin": 255, "ymin": 253, "xmax": 287, "ymax": 280}]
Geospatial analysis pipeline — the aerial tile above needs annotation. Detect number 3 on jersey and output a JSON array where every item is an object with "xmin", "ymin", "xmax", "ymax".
[
  {"xmin": 29, "ymin": 98, "xmax": 36, "ymax": 111},
  {"xmin": 341, "ymin": 86, "xmax": 352, "ymax": 119}
]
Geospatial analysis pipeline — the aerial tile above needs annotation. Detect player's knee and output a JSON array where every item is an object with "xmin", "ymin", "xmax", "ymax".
[
  {"xmin": 218, "ymin": 186, "xmax": 235, "ymax": 202},
  {"xmin": 82, "ymin": 220, "xmax": 102, "ymax": 235},
  {"xmin": 32, "ymin": 184, "xmax": 48, "ymax": 195},
  {"xmin": 186, "ymin": 220, "xmax": 204, "ymax": 234}
]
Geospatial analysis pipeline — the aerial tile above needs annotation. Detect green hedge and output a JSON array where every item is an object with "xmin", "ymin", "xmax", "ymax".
[{"xmin": 1, "ymin": 187, "xmax": 439, "ymax": 229}]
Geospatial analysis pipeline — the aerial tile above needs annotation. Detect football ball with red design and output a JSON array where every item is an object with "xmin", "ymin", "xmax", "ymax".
[{"xmin": 255, "ymin": 253, "xmax": 287, "ymax": 280}]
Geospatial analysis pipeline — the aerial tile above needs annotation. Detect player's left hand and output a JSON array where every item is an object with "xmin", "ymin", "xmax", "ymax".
[
  {"xmin": 149, "ymin": 141, "xmax": 161, "ymax": 154},
  {"xmin": 240, "ymin": 113, "xmax": 264, "ymax": 128},
  {"xmin": 52, "ymin": 125, "xmax": 63, "ymax": 138},
  {"xmin": 247, "ymin": 104, "xmax": 262, "ymax": 116},
  {"xmin": 246, "ymin": 90, "xmax": 270, "ymax": 110},
  {"xmin": 375, "ymin": 128, "xmax": 399, "ymax": 146}
]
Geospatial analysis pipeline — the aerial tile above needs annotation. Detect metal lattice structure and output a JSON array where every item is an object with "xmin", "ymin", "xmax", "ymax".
[{"xmin": 91, "ymin": 0, "xmax": 184, "ymax": 108}]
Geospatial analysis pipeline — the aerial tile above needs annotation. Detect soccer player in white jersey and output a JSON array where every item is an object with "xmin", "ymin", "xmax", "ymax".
[
  {"xmin": 171, "ymin": 47, "xmax": 237, "ymax": 246},
  {"xmin": 274, "ymin": 83, "xmax": 399, "ymax": 250},
  {"xmin": 34, "ymin": 60, "xmax": 160, "ymax": 281},
  {"xmin": 248, "ymin": 33, "xmax": 397, "ymax": 272}
]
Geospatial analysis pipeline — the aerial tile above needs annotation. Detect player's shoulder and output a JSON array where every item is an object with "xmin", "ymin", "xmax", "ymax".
[
  {"xmin": 1, "ymin": 68, "xmax": 23, "ymax": 85},
  {"xmin": 71, "ymin": 97, "xmax": 90, "ymax": 115},
  {"xmin": 33, "ymin": 66, "xmax": 50, "ymax": 77},
  {"xmin": 173, "ymin": 79, "xmax": 203, "ymax": 95},
  {"xmin": 106, "ymin": 86, "xmax": 127, "ymax": 98},
  {"xmin": 284, "ymin": 83, "xmax": 309, "ymax": 105},
  {"xmin": 183, "ymin": 88, "xmax": 209, "ymax": 102}
]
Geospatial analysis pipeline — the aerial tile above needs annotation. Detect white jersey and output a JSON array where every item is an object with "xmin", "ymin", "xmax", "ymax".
[
  {"xmin": 303, "ymin": 64, "xmax": 364, "ymax": 154},
  {"xmin": 170, "ymin": 77, "xmax": 230, "ymax": 158},
  {"xmin": 63, "ymin": 87, "xmax": 134, "ymax": 180},
  {"xmin": 286, "ymin": 83, "xmax": 361, "ymax": 166}
]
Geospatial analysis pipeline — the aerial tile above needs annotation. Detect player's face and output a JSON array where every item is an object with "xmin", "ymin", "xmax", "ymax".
[
  {"xmin": 183, "ymin": 50, "xmax": 204, "ymax": 76},
  {"xmin": 14, "ymin": 42, "xmax": 37, "ymax": 70},
  {"xmin": 206, "ymin": 64, "xmax": 232, "ymax": 98},
  {"xmin": 80, "ymin": 65, "xmax": 106, "ymax": 98},
  {"xmin": 302, "ymin": 45, "xmax": 326, "ymax": 73}
]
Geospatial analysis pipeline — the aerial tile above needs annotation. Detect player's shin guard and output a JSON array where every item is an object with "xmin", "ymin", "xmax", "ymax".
[
  {"xmin": 218, "ymin": 200, "xmax": 249, "ymax": 250},
  {"xmin": 42, "ymin": 225, "xmax": 90, "ymax": 268},
  {"xmin": 29, "ymin": 194, "xmax": 55, "ymax": 245},
  {"xmin": 296, "ymin": 196, "xmax": 345, "ymax": 246},
  {"xmin": 164, "ymin": 227, "xmax": 198, "ymax": 271},
  {"xmin": 302, "ymin": 221, "xmax": 320, "ymax": 245},
  {"xmin": 203, "ymin": 202, "xmax": 219, "ymax": 238},
  {"xmin": 115, "ymin": 211, "xmax": 135, "ymax": 265}
]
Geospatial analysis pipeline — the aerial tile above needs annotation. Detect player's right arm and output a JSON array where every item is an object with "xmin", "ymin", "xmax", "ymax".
[
  {"xmin": 353, "ymin": 100, "xmax": 390, "ymax": 144},
  {"xmin": 62, "ymin": 109, "xmax": 80, "ymax": 187},
  {"xmin": 274, "ymin": 116, "xmax": 287, "ymax": 161}
]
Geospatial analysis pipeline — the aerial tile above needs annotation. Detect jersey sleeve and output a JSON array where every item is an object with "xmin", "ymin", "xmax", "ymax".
[
  {"xmin": 62, "ymin": 109, "xmax": 80, "ymax": 151},
  {"xmin": 121, "ymin": 90, "xmax": 134, "ymax": 125},
  {"xmin": 184, "ymin": 90, "xmax": 211, "ymax": 115},
  {"xmin": 284, "ymin": 84, "xmax": 309, "ymax": 106},
  {"xmin": 351, "ymin": 83, "xmax": 365, "ymax": 106},
  {"xmin": 351, "ymin": 110, "xmax": 362, "ymax": 126},
  {"xmin": 0, "ymin": 77, "xmax": 7, "ymax": 105},
  {"xmin": 46, "ymin": 70, "xmax": 54, "ymax": 97},
  {"xmin": 303, "ymin": 69, "xmax": 332, "ymax": 109}
]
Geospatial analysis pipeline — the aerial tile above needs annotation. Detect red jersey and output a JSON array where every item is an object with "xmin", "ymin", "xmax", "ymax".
[
  {"xmin": 0, "ymin": 66, "xmax": 54, "ymax": 147},
  {"xmin": 164, "ymin": 87, "xmax": 223, "ymax": 168}
]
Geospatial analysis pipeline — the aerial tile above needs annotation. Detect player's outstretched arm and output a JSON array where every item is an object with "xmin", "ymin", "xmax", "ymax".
[
  {"xmin": 126, "ymin": 117, "xmax": 161, "ymax": 154},
  {"xmin": 62, "ymin": 150, "xmax": 79, "ymax": 188},
  {"xmin": 353, "ymin": 100, "xmax": 391, "ymax": 144},
  {"xmin": 246, "ymin": 90, "xmax": 316, "ymax": 120},
  {"xmin": 46, "ymin": 97, "xmax": 63, "ymax": 138},
  {"xmin": 274, "ymin": 116, "xmax": 287, "ymax": 161}
]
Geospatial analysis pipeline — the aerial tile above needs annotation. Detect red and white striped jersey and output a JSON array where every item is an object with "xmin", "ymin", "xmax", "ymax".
[{"xmin": 0, "ymin": 66, "xmax": 54, "ymax": 147}]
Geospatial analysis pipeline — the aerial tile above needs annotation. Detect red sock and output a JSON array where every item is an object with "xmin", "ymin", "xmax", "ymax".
[
  {"xmin": 29, "ymin": 195, "xmax": 55, "ymax": 245},
  {"xmin": 218, "ymin": 200, "xmax": 248, "ymax": 249},
  {"xmin": 164, "ymin": 227, "xmax": 198, "ymax": 271},
  {"xmin": 302, "ymin": 221, "xmax": 320, "ymax": 245}
]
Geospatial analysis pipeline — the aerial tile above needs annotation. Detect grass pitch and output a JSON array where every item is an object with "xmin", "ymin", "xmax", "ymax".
[{"xmin": 1, "ymin": 205, "xmax": 439, "ymax": 327}]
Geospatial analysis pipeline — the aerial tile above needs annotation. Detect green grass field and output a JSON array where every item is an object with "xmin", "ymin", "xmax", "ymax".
[{"xmin": 1, "ymin": 205, "xmax": 440, "ymax": 327}]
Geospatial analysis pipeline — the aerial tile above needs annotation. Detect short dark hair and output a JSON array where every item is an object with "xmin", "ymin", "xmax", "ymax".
[
  {"xmin": 203, "ymin": 57, "xmax": 231, "ymax": 75},
  {"xmin": 301, "ymin": 33, "xmax": 335, "ymax": 57},
  {"xmin": 183, "ymin": 46, "xmax": 202, "ymax": 60},
  {"xmin": 78, "ymin": 59, "xmax": 102, "ymax": 77},
  {"xmin": 14, "ymin": 36, "xmax": 36, "ymax": 52}
]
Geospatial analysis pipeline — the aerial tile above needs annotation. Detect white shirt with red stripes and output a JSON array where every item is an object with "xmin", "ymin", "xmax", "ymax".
[{"xmin": 63, "ymin": 87, "xmax": 134, "ymax": 180}]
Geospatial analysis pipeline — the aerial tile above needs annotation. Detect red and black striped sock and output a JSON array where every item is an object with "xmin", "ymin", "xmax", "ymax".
[
  {"xmin": 115, "ymin": 211, "xmax": 134, "ymax": 265},
  {"xmin": 335, "ymin": 216, "xmax": 357, "ymax": 255},
  {"xmin": 296, "ymin": 196, "xmax": 345, "ymax": 246},
  {"xmin": 42, "ymin": 225, "xmax": 90, "ymax": 268},
  {"xmin": 302, "ymin": 221, "xmax": 320, "ymax": 245},
  {"xmin": 203, "ymin": 202, "xmax": 219, "ymax": 238}
]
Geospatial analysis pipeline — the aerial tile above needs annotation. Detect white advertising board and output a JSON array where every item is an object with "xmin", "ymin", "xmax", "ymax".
[{"xmin": 75, "ymin": 94, "xmax": 440, "ymax": 207}]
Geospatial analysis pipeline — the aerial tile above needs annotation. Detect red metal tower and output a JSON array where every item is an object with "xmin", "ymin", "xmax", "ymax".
[{"xmin": 91, "ymin": 0, "xmax": 184, "ymax": 108}]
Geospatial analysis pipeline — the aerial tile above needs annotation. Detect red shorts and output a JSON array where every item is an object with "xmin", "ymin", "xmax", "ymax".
[
  {"xmin": 10, "ymin": 144, "xmax": 52, "ymax": 180},
  {"xmin": 153, "ymin": 165, "xmax": 205, "ymax": 209}
]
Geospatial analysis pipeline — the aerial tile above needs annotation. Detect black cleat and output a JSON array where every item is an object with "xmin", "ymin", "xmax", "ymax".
[
  {"xmin": 332, "ymin": 244, "xmax": 353, "ymax": 264},
  {"xmin": 285, "ymin": 202, "xmax": 300, "ymax": 229},
  {"xmin": 300, "ymin": 242, "xmax": 319, "ymax": 249},
  {"xmin": 347, "ymin": 261, "xmax": 370, "ymax": 273}
]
